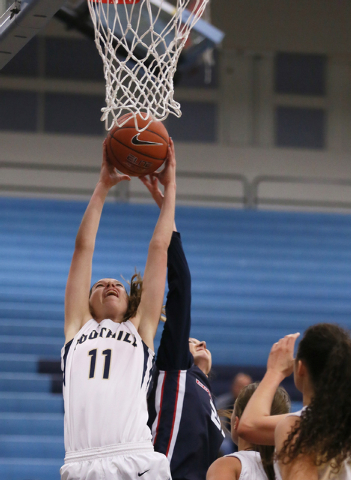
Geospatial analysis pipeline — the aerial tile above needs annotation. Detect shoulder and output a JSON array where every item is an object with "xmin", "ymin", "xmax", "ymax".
[
  {"xmin": 275, "ymin": 414, "xmax": 301, "ymax": 449},
  {"xmin": 64, "ymin": 318, "xmax": 95, "ymax": 345},
  {"xmin": 276, "ymin": 412, "xmax": 302, "ymax": 431},
  {"xmin": 207, "ymin": 456, "xmax": 241, "ymax": 480}
]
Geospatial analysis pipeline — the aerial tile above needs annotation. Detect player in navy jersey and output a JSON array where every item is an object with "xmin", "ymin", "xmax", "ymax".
[{"xmin": 140, "ymin": 175, "xmax": 225, "ymax": 480}]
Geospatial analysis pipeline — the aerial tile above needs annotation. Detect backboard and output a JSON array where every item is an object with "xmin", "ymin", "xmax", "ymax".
[
  {"xmin": 0, "ymin": 0, "xmax": 67, "ymax": 70},
  {"xmin": 57, "ymin": 0, "xmax": 224, "ymax": 74}
]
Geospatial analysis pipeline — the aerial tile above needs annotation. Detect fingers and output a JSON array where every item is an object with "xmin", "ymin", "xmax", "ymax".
[
  {"xmin": 139, "ymin": 176, "xmax": 150, "ymax": 186},
  {"xmin": 165, "ymin": 137, "xmax": 175, "ymax": 164},
  {"xmin": 286, "ymin": 332, "xmax": 300, "ymax": 343},
  {"xmin": 151, "ymin": 175, "xmax": 158, "ymax": 187},
  {"xmin": 275, "ymin": 333, "xmax": 299, "ymax": 346},
  {"xmin": 282, "ymin": 333, "xmax": 300, "ymax": 347},
  {"xmin": 140, "ymin": 175, "xmax": 157, "ymax": 191},
  {"xmin": 271, "ymin": 333, "xmax": 300, "ymax": 353},
  {"xmin": 102, "ymin": 139, "xmax": 108, "ymax": 164},
  {"xmin": 119, "ymin": 174, "xmax": 131, "ymax": 182},
  {"xmin": 267, "ymin": 332, "xmax": 300, "ymax": 377}
]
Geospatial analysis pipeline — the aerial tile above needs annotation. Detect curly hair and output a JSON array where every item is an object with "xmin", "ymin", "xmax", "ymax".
[
  {"xmin": 277, "ymin": 323, "xmax": 351, "ymax": 473},
  {"xmin": 235, "ymin": 382, "xmax": 291, "ymax": 480}
]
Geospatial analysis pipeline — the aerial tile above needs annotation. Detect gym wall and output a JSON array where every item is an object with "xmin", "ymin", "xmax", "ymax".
[{"xmin": 0, "ymin": 0, "xmax": 351, "ymax": 209}]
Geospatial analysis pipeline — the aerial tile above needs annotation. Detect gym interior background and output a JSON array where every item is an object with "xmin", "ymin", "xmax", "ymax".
[{"xmin": 1, "ymin": 2, "xmax": 351, "ymax": 478}]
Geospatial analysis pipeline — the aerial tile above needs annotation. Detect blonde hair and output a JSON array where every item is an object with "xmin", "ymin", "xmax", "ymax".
[{"xmin": 235, "ymin": 383, "xmax": 291, "ymax": 480}]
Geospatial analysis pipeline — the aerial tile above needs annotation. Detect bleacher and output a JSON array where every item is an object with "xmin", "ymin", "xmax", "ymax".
[{"xmin": 1, "ymin": 197, "xmax": 351, "ymax": 479}]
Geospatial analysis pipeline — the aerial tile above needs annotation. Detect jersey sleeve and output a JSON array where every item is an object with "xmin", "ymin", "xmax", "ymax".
[{"xmin": 156, "ymin": 231, "xmax": 192, "ymax": 371}]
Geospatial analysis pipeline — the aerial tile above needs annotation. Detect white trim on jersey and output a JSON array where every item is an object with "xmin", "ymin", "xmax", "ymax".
[
  {"xmin": 141, "ymin": 343, "xmax": 155, "ymax": 393},
  {"xmin": 151, "ymin": 370, "xmax": 166, "ymax": 441},
  {"xmin": 166, "ymin": 370, "xmax": 187, "ymax": 462}
]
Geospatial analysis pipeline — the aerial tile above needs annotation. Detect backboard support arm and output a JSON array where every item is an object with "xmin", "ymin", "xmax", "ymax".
[{"xmin": 0, "ymin": 0, "xmax": 67, "ymax": 70}]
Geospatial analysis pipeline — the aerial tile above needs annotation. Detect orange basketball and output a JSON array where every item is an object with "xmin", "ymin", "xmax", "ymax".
[{"xmin": 106, "ymin": 113, "xmax": 169, "ymax": 177}]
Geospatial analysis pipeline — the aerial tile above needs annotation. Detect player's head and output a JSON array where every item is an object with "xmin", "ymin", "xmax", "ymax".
[
  {"xmin": 189, "ymin": 338, "xmax": 212, "ymax": 375},
  {"xmin": 231, "ymin": 372, "xmax": 253, "ymax": 399},
  {"xmin": 278, "ymin": 323, "xmax": 351, "ymax": 471},
  {"xmin": 232, "ymin": 383, "xmax": 290, "ymax": 480},
  {"xmin": 89, "ymin": 273, "xmax": 143, "ymax": 323},
  {"xmin": 232, "ymin": 383, "xmax": 290, "ymax": 442},
  {"xmin": 294, "ymin": 323, "xmax": 351, "ymax": 394},
  {"xmin": 89, "ymin": 278, "xmax": 129, "ymax": 322}
]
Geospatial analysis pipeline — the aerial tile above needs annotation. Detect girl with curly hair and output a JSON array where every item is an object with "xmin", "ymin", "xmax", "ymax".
[
  {"xmin": 207, "ymin": 382, "xmax": 290, "ymax": 480},
  {"xmin": 238, "ymin": 325, "xmax": 351, "ymax": 480}
]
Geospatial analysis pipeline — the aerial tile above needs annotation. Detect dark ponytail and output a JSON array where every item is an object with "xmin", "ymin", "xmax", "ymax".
[
  {"xmin": 278, "ymin": 323, "xmax": 351, "ymax": 473},
  {"xmin": 235, "ymin": 383, "xmax": 291, "ymax": 480}
]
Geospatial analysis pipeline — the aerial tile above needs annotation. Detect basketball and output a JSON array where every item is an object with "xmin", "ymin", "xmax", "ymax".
[{"xmin": 106, "ymin": 113, "xmax": 169, "ymax": 177}]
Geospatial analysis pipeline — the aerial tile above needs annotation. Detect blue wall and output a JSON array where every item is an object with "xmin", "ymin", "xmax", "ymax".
[{"xmin": 1, "ymin": 197, "xmax": 351, "ymax": 479}]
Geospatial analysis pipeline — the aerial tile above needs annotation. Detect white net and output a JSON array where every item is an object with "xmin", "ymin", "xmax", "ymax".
[{"xmin": 87, "ymin": 0, "xmax": 210, "ymax": 131}]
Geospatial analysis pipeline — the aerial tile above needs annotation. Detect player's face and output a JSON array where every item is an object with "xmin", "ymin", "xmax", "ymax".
[
  {"xmin": 89, "ymin": 278, "xmax": 129, "ymax": 322},
  {"xmin": 189, "ymin": 338, "xmax": 212, "ymax": 375}
]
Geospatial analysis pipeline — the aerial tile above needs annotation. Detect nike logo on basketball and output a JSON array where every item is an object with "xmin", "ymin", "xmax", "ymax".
[
  {"xmin": 138, "ymin": 470, "xmax": 150, "ymax": 477},
  {"xmin": 131, "ymin": 134, "xmax": 163, "ymax": 146}
]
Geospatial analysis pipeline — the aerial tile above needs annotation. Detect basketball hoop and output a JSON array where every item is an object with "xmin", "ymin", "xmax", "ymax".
[{"xmin": 87, "ymin": 0, "xmax": 210, "ymax": 131}]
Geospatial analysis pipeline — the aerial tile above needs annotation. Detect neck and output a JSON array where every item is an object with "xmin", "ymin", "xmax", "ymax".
[
  {"xmin": 237, "ymin": 437, "xmax": 254, "ymax": 452},
  {"xmin": 302, "ymin": 379, "xmax": 315, "ymax": 407},
  {"xmin": 95, "ymin": 314, "xmax": 124, "ymax": 324},
  {"xmin": 302, "ymin": 390, "xmax": 313, "ymax": 406},
  {"xmin": 194, "ymin": 359, "xmax": 209, "ymax": 376}
]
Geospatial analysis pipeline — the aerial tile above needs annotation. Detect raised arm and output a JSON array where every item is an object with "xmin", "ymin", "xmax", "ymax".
[
  {"xmin": 64, "ymin": 142, "xmax": 130, "ymax": 344},
  {"xmin": 237, "ymin": 333, "xmax": 300, "ymax": 445},
  {"xmin": 140, "ymin": 173, "xmax": 192, "ymax": 370},
  {"xmin": 133, "ymin": 139, "xmax": 176, "ymax": 351}
]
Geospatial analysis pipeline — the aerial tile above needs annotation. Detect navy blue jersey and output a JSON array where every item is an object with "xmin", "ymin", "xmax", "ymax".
[{"xmin": 148, "ymin": 232, "xmax": 224, "ymax": 480}]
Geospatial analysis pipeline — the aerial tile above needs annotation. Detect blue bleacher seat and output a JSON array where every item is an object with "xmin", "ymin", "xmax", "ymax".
[{"xmin": 1, "ymin": 197, "xmax": 351, "ymax": 479}]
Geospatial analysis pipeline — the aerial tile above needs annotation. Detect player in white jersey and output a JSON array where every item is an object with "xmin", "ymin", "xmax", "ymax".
[
  {"xmin": 274, "ymin": 409, "xmax": 351, "ymax": 480},
  {"xmin": 60, "ymin": 139, "xmax": 176, "ymax": 480},
  {"xmin": 207, "ymin": 383, "xmax": 290, "ymax": 480},
  {"xmin": 237, "ymin": 324, "xmax": 351, "ymax": 480}
]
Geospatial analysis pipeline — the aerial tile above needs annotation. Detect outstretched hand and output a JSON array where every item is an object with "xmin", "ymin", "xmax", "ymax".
[
  {"xmin": 152, "ymin": 137, "xmax": 176, "ymax": 188},
  {"xmin": 139, "ymin": 175, "xmax": 164, "ymax": 209},
  {"xmin": 99, "ymin": 139, "xmax": 131, "ymax": 189},
  {"xmin": 267, "ymin": 333, "xmax": 300, "ymax": 379}
]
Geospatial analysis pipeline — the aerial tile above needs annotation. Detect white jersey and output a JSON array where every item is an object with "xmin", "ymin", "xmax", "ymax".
[
  {"xmin": 274, "ymin": 409, "xmax": 351, "ymax": 480},
  {"xmin": 225, "ymin": 451, "xmax": 268, "ymax": 480},
  {"xmin": 61, "ymin": 319, "xmax": 155, "ymax": 454}
]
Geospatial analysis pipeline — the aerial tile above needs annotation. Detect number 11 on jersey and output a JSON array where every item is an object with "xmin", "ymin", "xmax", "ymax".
[{"xmin": 88, "ymin": 349, "xmax": 112, "ymax": 379}]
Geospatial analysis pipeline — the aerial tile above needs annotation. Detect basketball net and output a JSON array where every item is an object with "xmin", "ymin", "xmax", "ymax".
[{"xmin": 87, "ymin": 0, "xmax": 210, "ymax": 131}]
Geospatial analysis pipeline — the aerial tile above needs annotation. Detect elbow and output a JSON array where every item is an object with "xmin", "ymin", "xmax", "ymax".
[
  {"xmin": 237, "ymin": 420, "xmax": 255, "ymax": 441},
  {"xmin": 74, "ymin": 236, "xmax": 94, "ymax": 253},
  {"xmin": 149, "ymin": 237, "xmax": 170, "ymax": 253}
]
